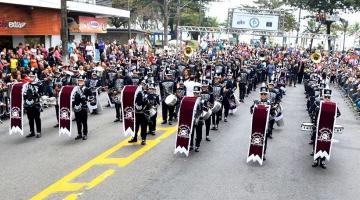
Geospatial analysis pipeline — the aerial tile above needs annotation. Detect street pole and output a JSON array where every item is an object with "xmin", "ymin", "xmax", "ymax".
[
  {"xmin": 176, "ymin": 0, "xmax": 180, "ymax": 53},
  {"xmin": 60, "ymin": 0, "xmax": 69, "ymax": 65},
  {"xmin": 295, "ymin": 8, "xmax": 302, "ymax": 47},
  {"xmin": 128, "ymin": 0, "xmax": 131, "ymax": 41}
]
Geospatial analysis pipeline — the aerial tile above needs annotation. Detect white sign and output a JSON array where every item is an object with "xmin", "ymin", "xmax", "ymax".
[{"xmin": 232, "ymin": 13, "xmax": 279, "ymax": 31}]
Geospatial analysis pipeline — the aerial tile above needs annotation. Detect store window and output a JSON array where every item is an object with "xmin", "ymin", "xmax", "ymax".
[
  {"xmin": 81, "ymin": 35, "xmax": 92, "ymax": 43},
  {"xmin": 0, "ymin": 36, "xmax": 13, "ymax": 50},
  {"xmin": 24, "ymin": 36, "xmax": 45, "ymax": 48}
]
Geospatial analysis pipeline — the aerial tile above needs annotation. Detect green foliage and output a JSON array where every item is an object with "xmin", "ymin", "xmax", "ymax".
[{"xmin": 285, "ymin": 0, "xmax": 360, "ymax": 13}]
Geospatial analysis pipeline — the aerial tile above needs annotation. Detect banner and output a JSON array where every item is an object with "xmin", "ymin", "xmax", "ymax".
[
  {"xmin": 314, "ymin": 101, "xmax": 337, "ymax": 161},
  {"xmin": 59, "ymin": 86, "xmax": 78, "ymax": 137},
  {"xmin": 247, "ymin": 104, "xmax": 270, "ymax": 165},
  {"xmin": 121, "ymin": 85, "xmax": 140, "ymax": 137},
  {"xmin": 9, "ymin": 82, "xmax": 27, "ymax": 135},
  {"xmin": 231, "ymin": 13, "xmax": 279, "ymax": 31},
  {"xmin": 174, "ymin": 96, "xmax": 200, "ymax": 156}
]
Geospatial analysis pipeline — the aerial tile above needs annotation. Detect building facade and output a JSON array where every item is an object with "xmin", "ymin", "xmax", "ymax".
[{"xmin": 0, "ymin": 0, "xmax": 129, "ymax": 49}]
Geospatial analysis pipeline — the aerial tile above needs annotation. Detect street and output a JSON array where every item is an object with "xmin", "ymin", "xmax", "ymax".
[{"xmin": 0, "ymin": 85, "xmax": 359, "ymax": 200}]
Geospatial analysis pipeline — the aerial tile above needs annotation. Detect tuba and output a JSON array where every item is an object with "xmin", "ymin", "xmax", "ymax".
[
  {"xmin": 310, "ymin": 52, "xmax": 322, "ymax": 64},
  {"xmin": 184, "ymin": 46, "xmax": 193, "ymax": 58}
]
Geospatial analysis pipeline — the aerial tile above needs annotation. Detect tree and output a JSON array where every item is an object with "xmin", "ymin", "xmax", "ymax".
[
  {"xmin": 349, "ymin": 22, "xmax": 360, "ymax": 46},
  {"xmin": 303, "ymin": 19, "xmax": 325, "ymax": 51},
  {"xmin": 285, "ymin": 0, "xmax": 360, "ymax": 51}
]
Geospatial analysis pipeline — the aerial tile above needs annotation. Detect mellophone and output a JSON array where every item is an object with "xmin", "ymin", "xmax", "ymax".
[{"xmin": 301, "ymin": 122, "xmax": 344, "ymax": 134}]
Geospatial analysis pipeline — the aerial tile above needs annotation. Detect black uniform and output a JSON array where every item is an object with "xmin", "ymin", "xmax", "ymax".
[
  {"xmin": 211, "ymin": 82, "xmax": 223, "ymax": 129},
  {"xmin": 73, "ymin": 86, "xmax": 91, "ymax": 139},
  {"xmin": 24, "ymin": 83, "xmax": 42, "ymax": 138},
  {"xmin": 146, "ymin": 92, "xmax": 160, "ymax": 134},
  {"xmin": 190, "ymin": 100, "xmax": 204, "ymax": 150},
  {"xmin": 238, "ymin": 69, "xmax": 248, "ymax": 101},
  {"xmin": 159, "ymin": 79, "xmax": 176, "ymax": 123},
  {"xmin": 201, "ymin": 89, "xmax": 214, "ymax": 139},
  {"xmin": 132, "ymin": 89, "xmax": 149, "ymax": 143},
  {"xmin": 110, "ymin": 76, "xmax": 124, "ymax": 121}
]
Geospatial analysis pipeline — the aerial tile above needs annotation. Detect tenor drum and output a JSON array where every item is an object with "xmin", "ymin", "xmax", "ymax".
[
  {"xmin": 165, "ymin": 94, "xmax": 177, "ymax": 106},
  {"xmin": 211, "ymin": 101, "xmax": 222, "ymax": 113},
  {"xmin": 202, "ymin": 110, "xmax": 212, "ymax": 120},
  {"xmin": 334, "ymin": 125, "xmax": 344, "ymax": 134},
  {"xmin": 148, "ymin": 108, "xmax": 157, "ymax": 118}
]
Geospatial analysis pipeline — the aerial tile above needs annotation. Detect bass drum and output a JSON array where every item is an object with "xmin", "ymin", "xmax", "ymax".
[
  {"xmin": 211, "ymin": 101, "xmax": 222, "ymax": 113},
  {"xmin": 165, "ymin": 94, "xmax": 177, "ymax": 106}
]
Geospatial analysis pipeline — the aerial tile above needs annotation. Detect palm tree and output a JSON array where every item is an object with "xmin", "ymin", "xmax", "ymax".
[
  {"xmin": 349, "ymin": 22, "xmax": 360, "ymax": 46},
  {"xmin": 303, "ymin": 19, "xmax": 325, "ymax": 51}
]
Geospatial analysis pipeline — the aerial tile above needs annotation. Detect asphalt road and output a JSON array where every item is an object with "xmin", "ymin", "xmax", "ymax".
[{"xmin": 0, "ymin": 83, "xmax": 359, "ymax": 200}]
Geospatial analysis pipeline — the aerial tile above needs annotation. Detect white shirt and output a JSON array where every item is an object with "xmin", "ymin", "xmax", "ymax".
[{"xmin": 184, "ymin": 80, "xmax": 201, "ymax": 97}]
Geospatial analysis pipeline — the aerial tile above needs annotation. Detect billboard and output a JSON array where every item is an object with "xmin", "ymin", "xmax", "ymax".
[
  {"xmin": 69, "ymin": 16, "xmax": 107, "ymax": 33},
  {"xmin": 231, "ymin": 13, "xmax": 279, "ymax": 31}
]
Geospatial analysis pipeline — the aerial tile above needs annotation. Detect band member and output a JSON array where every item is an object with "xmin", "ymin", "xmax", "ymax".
[
  {"xmin": 250, "ymin": 86, "xmax": 271, "ymax": 160},
  {"xmin": 73, "ymin": 79, "xmax": 91, "ymax": 140},
  {"xmin": 190, "ymin": 86, "xmax": 204, "ymax": 152},
  {"xmin": 211, "ymin": 74, "xmax": 223, "ymax": 130},
  {"xmin": 129, "ymin": 81, "xmax": 149, "ymax": 145},
  {"xmin": 53, "ymin": 72, "xmax": 62, "ymax": 128},
  {"xmin": 147, "ymin": 82, "xmax": 160, "ymax": 135},
  {"xmin": 238, "ymin": 67, "xmax": 248, "ymax": 102},
  {"xmin": 24, "ymin": 75, "xmax": 42, "ymax": 138},
  {"xmin": 222, "ymin": 72, "xmax": 236, "ymax": 122},
  {"xmin": 110, "ymin": 70, "xmax": 124, "ymax": 122},
  {"xmin": 312, "ymin": 87, "xmax": 341, "ymax": 169},
  {"xmin": 175, "ymin": 77, "xmax": 186, "ymax": 118},
  {"xmin": 160, "ymin": 72, "xmax": 176, "ymax": 125},
  {"xmin": 86, "ymin": 72, "xmax": 102, "ymax": 114},
  {"xmin": 200, "ymin": 79, "xmax": 213, "ymax": 141}
]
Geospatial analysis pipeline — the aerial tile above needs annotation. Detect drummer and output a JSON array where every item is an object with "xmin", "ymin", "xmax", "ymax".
[{"xmin": 159, "ymin": 72, "xmax": 176, "ymax": 125}]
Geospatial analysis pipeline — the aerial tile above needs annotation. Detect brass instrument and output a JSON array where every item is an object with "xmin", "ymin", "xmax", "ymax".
[
  {"xmin": 310, "ymin": 52, "xmax": 322, "ymax": 64},
  {"xmin": 258, "ymin": 51, "xmax": 267, "ymax": 61},
  {"xmin": 184, "ymin": 46, "xmax": 193, "ymax": 58}
]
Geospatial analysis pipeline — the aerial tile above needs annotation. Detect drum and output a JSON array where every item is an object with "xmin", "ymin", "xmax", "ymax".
[
  {"xmin": 165, "ymin": 94, "xmax": 177, "ymax": 106},
  {"xmin": 201, "ymin": 110, "xmax": 212, "ymax": 120},
  {"xmin": 211, "ymin": 101, "xmax": 222, "ymax": 113},
  {"xmin": 301, "ymin": 122, "xmax": 314, "ymax": 131},
  {"xmin": 148, "ymin": 107, "xmax": 157, "ymax": 118}
]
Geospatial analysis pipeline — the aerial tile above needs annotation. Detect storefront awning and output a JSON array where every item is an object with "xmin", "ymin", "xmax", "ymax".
[{"xmin": 0, "ymin": 0, "xmax": 130, "ymax": 18}]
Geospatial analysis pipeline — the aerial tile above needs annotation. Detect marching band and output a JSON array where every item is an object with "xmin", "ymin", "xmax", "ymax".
[{"xmin": 4, "ymin": 43, "xmax": 348, "ymax": 170}]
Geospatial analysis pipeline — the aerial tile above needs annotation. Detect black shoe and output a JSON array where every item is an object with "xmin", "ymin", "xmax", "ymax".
[
  {"xmin": 189, "ymin": 146, "xmax": 194, "ymax": 151},
  {"xmin": 141, "ymin": 140, "xmax": 146, "ymax": 145},
  {"xmin": 195, "ymin": 147, "xmax": 200, "ymax": 152},
  {"xmin": 310, "ymin": 152, "xmax": 314, "ymax": 156},
  {"xmin": 83, "ymin": 135, "xmax": 87, "ymax": 140},
  {"xmin": 53, "ymin": 124, "xmax": 59, "ymax": 128},
  {"xmin": 224, "ymin": 118, "xmax": 227, "ymax": 122},
  {"xmin": 128, "ymin": 138, "xmax": 137, "ymax": 143},
  {"xmin": 92, "ymin": 112, "xmax": 98, "ymax": 115},
  {"xmin": 26, "ymin": 133, "xmax": 35, "ymax": 138},
  {"xmin": 312, "ymin": 162, "xmax": 319, "ymax": 167},
  {"xmin": 75, "ymin": 135, "xmax": 82, "ymax": 140},
  {"xmin": 240, "ymin": 99, "xmax": 244, "ymax": 103},
  {"xmin": 148, "ymin": 131, "xmax": 156, "ymax": 135},
  {"xmin": 268, "ymin": 135, "xmax": 273, "ymax": 139},
  {"xmin": 263, "ymin": 156, "xmax": 266, "ymax": 161},
  {"xmin": 215, "ymin": 125, "xmax": 219, "ymax": 130},
  {"xmin": 114, "ymin": 118, "xmax": 120, "ymax": 122},
  {"xmin": 206, "ymin": 137, "xmax": 211, "ymax": 142},
  {"xmin": 106, "ymin": 104, "xmax": 111, "ymax": 107},
  {"xmin": 309, "ymin": 141, "xmax": 314, "ymax": 145},
  {"xmin": 211, "ymin": 126, "xmax": 216, "ymax": 130},
  {"xmin": 168, "ymin": 121, "xmax": 173, "ymax": 125},
  {"xmin": 161, "ymin": 121, "xmax": 167, "ymax": 125},
  {"xmin": 120, "ymin": 118, "xmax": 123, "ymax": 122},
  {"xmin": 36, "ymin": 133, "xmax": 41, "ymax": 138},
  {"xmin": 320, "ymin": 162, "xmax": 327, "ymax": 169}
]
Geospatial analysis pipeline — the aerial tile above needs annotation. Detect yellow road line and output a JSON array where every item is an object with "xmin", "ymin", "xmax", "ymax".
[{"xmin": 31, "ymin": 123, "xmax": 177, "ymax": 200}]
